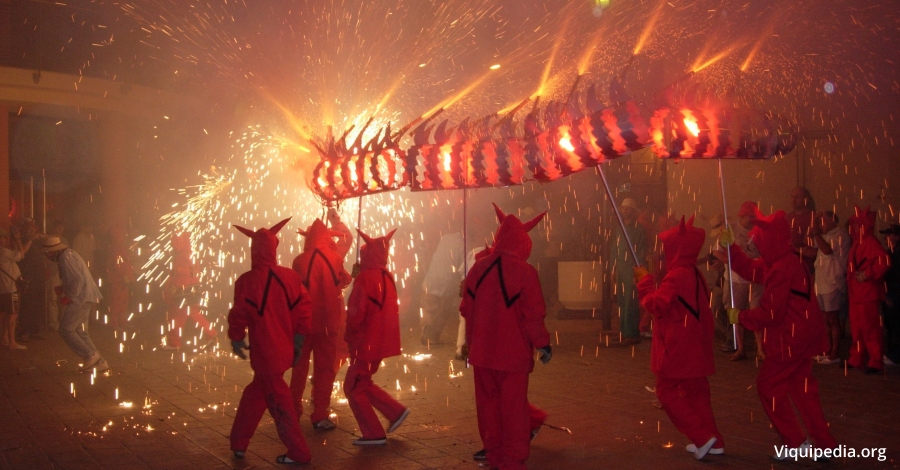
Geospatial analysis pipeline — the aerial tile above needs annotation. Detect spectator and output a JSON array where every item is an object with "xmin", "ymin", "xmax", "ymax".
[
  {"xmin": 0, "ymin": 228, "xmax": 34, "ymax": 350},
  {"xmin": 611, "ymin": 198, "xmax": 647, "ymax": 346},
  {"xmin": 44, "ymin": 236, "xmax": 107, "ymax": 372},
  {"xmin": 420, "ymin": 231, "xmax": 464, "ymax": 346},
  {"xmin": 811, "ymin": 211, "xmax": 851, "ymax": 365}
]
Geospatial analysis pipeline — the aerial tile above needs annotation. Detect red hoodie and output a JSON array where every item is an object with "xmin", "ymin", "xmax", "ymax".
[
  {"xmin": 847, "ymin": 207, "xmax": 890, "ymax": 303},
  {"xmin": 345, "ymin": 229, "xmax": 401, "ymax": 362},
  {"xmin": 228, "ymin": 219, "xmax": 312, "ymax": 374},
  {"xmin": 728, "ymin": 211, "xmax": 827, "ymax": 361},
  {"xmin": 461, "ymin": 204, "xmax": 550, "ymax": 373},
  {"xmin": 292, "ymin": 219, "xmax": 352, "ymax": 335},
  {"xmin": 638, "ymin": 216, "xmax": 714, "ymax": 378}
]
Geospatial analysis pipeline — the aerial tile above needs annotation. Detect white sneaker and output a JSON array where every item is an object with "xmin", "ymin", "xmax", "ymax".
[
  {"xmin": 686, "ymin": 443, "xmax": 724, "ymax": 455},
  {"xmin": 387, "ymin": 408, "xmax": 410, "ymax": 433},
  {"xmin": 694, "ymin": 437, "xmax": 717, "ymax": 460},
  {"xmin": 885, "ymin": 355, "xmax": 897, "ymax": 366},
  {"xmin": 79, "ymin": 354, "xmax": 103, "ymax": 372}
]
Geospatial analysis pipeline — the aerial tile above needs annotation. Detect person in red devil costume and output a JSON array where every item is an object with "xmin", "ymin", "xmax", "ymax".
[
  {"xmin": 635, "ymin": 216, "xmax": 723, "ymax": 460},
  {"xmin": 228, "ymin": 218, "xmax": 313, "ymax": 465},
  {"xmin": 163, "ymin": 233, "xmax": 217, "ymax": 349},
  {"xmin": 724, "ymin": 210, "xmax": 837, "ymax": 456},
  {"xmin": 343, "ymin": 228, "xmax": 411, "ymax": 446},
  {"xmin": 460, "ymin": 203, "xmax": 551, "ymax": 470},
  {"xmin": 846, "ymin": 207, "xmax": 890, "ymax": 374},
  {"xmin": 289, "ymin": 218, "xmax": 352, "ymax": 430}
]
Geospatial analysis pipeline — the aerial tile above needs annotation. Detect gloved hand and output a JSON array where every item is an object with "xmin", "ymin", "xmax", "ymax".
[
  {"xmin": 60, "ymin": 296, "xmax": 72, "ymax": 306},
  {"xmin": 537, "ymin": 345, "xmax": 552, "ymax": 365},
  {"xmin": 726, "ymin": 307, "xmax": 741, "ymax": 325},
  {"xmin": 292, "ymin": 334, "xmax": 305, "ymax": 367},
  {"xmin": 633, "ymin": 266, "xmax": 650, "ymax": 284},
  {"xmin": 718, "ymin": 227, "xmax": 734, "ymax": 247},
  {"xmin": 351, "ymin": 263, "xmax": 361, "ymax": 279},
  {"xmin": 231, "ymin": 340, "xmax": 248, "ymax": 360}
]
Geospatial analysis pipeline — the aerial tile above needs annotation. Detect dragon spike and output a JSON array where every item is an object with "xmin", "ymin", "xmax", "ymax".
[
  {"xmin": 523, "ymin": 212, "xmax": 547, "ymax": 232},
  {"xmin": 270, "ymin": 217, "xmax": 291, "ymax": 235}
]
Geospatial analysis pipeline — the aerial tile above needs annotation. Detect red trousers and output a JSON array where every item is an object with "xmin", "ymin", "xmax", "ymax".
[
  {"xmin": 474, "ymin": 366, "xmax": 530, "ymax": 470},
  {"xmin": 757, "ymin": 358, "xmax": 836, "ymax": 448},
  {"xmin": 230, "ymin": 372, "xmax": 311, "ymax": 463},
  {"xmin": 344, "ymin": 360, "xmax": 406, "ymax": 439},
  {"xmin": 848, "ymin": 301, "xmax": 884, "ymax": 370},
  {"xmin": 655, "ymin": 376, "xmax": 723, "ymax": 448},
  {"xmin": 290, "ymin": 332, "xmax": 338, "ymax": 424},
  {"xmin": 166, "ymin": 305, "xmax": 216, "ymax": 347}
]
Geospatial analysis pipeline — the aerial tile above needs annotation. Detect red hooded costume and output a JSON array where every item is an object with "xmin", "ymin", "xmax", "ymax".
[
  {"xmin": 728, "ymin": 211, "xmax": 836, "ymax": 449},
  {"xmin": 343, "ymin": 228, "xmax": 408, "ymax": 440},
  {"xmin": 164, "ymin": 233, "xmax": 216, "ymax": 348},
  {"xmin": 460, "ymin": 204, "xmax": 550, "ymax": 470},
  {"xmin": 637, "ymin": 216, "xmax": 722, "ymax": 454},
  {"xmin": 289, "ymin": 218, "xmax": 352, "ymax": 427},
  {"xmin": 227, "ymin": 218, "xmax": 313, "ymax": 463},
  {"xmin": 847, "ymin": 207, "xmax": 890, "ymax": 371}
]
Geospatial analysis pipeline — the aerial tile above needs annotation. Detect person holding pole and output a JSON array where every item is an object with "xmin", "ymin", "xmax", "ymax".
[
  {"xmin": 724, "ymin": 210, "xmax": 836, "ymax": 456},
  {"xmin": 611, "ymin": 198, "xmax": 647, "ymax": 346},
  {"xmin": 636, "ymin": 216, "xmax": 723, "ymax": 460}
]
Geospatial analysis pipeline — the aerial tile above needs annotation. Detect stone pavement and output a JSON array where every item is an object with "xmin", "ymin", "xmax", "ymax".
[{"xmin": 1, "ymin": 315, "xmax": 899, "ymax": 470}]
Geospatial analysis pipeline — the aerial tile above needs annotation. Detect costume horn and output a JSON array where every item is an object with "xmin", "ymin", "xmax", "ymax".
[
  {"xmin": 234, "ymin": 225, "xmax": 255, "ymax": 238},
  {"xmin": 270, "ymin": 217, "xmax": 291, "ymax": 235},
  {"xmin": 522, "ymin": 212, "xmax": 546, "ymax": 232},
  {"xmin": 493, "ymin": 203, "xmax": 506, "ymax": 222}
]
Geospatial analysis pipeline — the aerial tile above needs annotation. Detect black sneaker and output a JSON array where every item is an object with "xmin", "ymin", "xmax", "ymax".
[
  {"xmin": 473, "ymin": 449, "xmax": 487, "ymax": 461},
  {"xmin": 865, "ymin": 367, "xmax": 882, "ymax": 375}
]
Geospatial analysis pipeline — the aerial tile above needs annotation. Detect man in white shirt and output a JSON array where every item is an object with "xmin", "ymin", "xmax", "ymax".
[
  {"xmin": 812, "ymin": 211, "xmax": 851, "ymax": 364},
  {"xmin": 44, "ymin": 236, "xmax": 107, "ymax": 372}
]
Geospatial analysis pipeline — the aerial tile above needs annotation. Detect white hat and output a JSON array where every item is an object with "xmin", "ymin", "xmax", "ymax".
[{"xmin": 43, "ymin": 236, "xmax": 68, "ymax": 253}]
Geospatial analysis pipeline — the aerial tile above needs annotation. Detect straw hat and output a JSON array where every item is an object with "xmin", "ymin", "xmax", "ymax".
[{"xmin": 43, "ymin": 236, "xmax": 68, "ymax": 253}]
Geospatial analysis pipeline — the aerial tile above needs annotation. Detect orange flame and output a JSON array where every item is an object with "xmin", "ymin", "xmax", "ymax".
[{"xmin": 633, "ymin": 0, "xmax": 668, "ymax": 55}]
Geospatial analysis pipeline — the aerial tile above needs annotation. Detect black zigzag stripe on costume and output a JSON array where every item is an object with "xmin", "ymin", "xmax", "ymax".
[
  {"xmin": 301, "ymin": 249, "xmax": 341, "ymax": 289},
  {"xmin": 467, "ymin": 257, "xmax": 521, "ymax": 308},
  {"xmin": 245, "ymin": 268, "xmax": 304, "ymax": 316}
]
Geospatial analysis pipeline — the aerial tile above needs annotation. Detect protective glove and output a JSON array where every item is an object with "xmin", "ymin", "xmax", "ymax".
[
  {"xmin": 537, "ymin": 345, "xmax": 552, "ymax": 365},
  {"xmin": 718, "ymin": 227, "xmax": 734, "ymax": 247},
  {"xmin": 60, "ymin": 296, "xmax": 72, "ymax": 306},
  {"xmin": 292, "ymin": 334, "xmax": 305, "ymax": 367},
  {"xmin": 726, "ymin": 307, "xmax": 741, "ymax": 325},
  {"xmin": 633, "ymin": 266, "xmax": 650, "ymax": 284},
  {"xmin": 231, "ymin": 340, "xmax": 248, "ymax": 360}
]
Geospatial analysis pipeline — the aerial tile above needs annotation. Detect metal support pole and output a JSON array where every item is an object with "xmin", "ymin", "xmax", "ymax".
[
  {"xmin": 597, "ymin": 163, "xmax": 641, "ymax": 267},
  {"xmin": 718, "ymin": 159, "xmax": 739, "ymax": 348}
]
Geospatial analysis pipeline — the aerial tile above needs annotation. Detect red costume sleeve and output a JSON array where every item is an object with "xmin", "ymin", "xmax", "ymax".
[
  {"xmin": 738, "ymin": 264, "xmax": 790, "ymax": 332},
  {"xmin": 726, "ymin": 244, "xmax": 767, "ymax": 284},
  {"xmin": 520, "ymin": 268, "xmax": 550, "ymax": 349},
  {"xmin": 638, "ymin": 273, "xmax": 675, "ymax": 320},
  {"xmin": 227, "ymin": 277, "xmax": 252, "ymax": 342},
  {"xmin": 345, "ymin": 275, "xmax": 368, "ymax": 347}
]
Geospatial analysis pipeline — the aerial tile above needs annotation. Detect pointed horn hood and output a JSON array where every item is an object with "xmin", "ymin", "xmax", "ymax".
[{"xmin": 358, "ymin": 228, "xmax": 395, "ymax": 269}]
